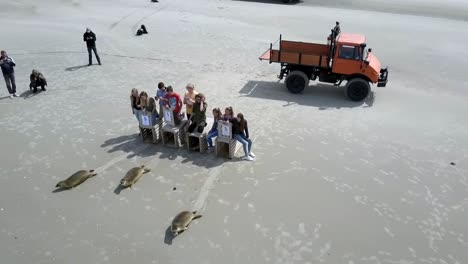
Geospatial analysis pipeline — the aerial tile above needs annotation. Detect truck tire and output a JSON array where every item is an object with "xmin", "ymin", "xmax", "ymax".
[
  {"xmin": 345, "ymin": 78, "xmax": 370, "ymax": 101},
  {"xmin": 285, "ymin": 71, "xmax": 309, "ymax": 94}
]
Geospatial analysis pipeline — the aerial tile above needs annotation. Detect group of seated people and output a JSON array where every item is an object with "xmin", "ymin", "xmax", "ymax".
[{"xmin": 129, "ymin": 82, "xmax": 256, "ymax": 161}]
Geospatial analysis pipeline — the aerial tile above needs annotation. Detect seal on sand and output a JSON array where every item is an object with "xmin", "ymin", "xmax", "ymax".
[
  {"xmin": 171, "ymin": 211, "xmax": 202, "ymax": 236},
  {"xmin": 120, "ymin": 165, "xmax": 151, "ymax": 188},
  {"xmin": 55, "ymin": 169, "xmax": 97, "ymax": 189}
]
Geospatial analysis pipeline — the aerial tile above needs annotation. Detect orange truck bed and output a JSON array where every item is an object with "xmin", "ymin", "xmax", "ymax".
[{"xmin": 260, "ymin": 39, "xmax": 330, "ymax": 68}]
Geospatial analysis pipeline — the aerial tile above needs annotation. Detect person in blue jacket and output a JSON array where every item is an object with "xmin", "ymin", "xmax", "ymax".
[{"xmin": 0, "ymin": 50, "xmax": 17, "ymax": 98}]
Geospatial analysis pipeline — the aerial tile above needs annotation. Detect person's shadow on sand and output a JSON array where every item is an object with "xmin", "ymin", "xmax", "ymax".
[
  {"xmin": 65, "ymin": 65, "xmax": 89, "ymax": 71},
  {"xmin": 20, "ymin": 89, "xmax": 42, "ymax": 99}
]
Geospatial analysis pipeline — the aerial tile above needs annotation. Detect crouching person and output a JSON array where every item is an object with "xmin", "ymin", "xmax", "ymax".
[
  {"xmin": 30, "ymin": 69, "xmax": 47, "ymax": 93},
  {"xmin": 188, "ymin": 93, "xmax": 207, "ymax": 133}
]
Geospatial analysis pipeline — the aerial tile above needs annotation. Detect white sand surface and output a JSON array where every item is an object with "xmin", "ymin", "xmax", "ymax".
[{"xmin": 0, "ymin": 0, "xmax": 467, "ymax": 263}]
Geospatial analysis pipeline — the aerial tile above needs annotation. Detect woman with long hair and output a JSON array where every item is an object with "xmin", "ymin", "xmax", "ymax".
[
  {"xmin": 140, "ymin": 91, "xmax": 159, "ymax": 125},
  {"xmin": 223, "ymin": 106, "xmax": 234, "ymax": 121},
  {"xmin": 130, "ymin": 88, "xmax": 141, "ymax": 124},
  {"xmin": 207, "ymin": 107, "xmax": 222, "ymax": 151},
  {"xmin": 184, "ymin": 83, "xmax": 198, "ymax": 120},
  {"xmin": 229, "ymin": 112, "xmax": 255, "ymax": 161}
]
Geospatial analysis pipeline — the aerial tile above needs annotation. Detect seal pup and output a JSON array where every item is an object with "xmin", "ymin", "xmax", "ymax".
[
  {"xmin": 171, "ymin": 211, "xmax": 202, "ymax": 236},
  {"xmin": 120, "ymin": 165, "xmax": 151, "ymax": 188},
  {"xmin": 55, "ymin": 170, "xmax": 97, "ymax": 189}
]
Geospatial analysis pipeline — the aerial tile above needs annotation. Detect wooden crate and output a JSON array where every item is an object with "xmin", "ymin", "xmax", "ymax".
[
  {"xmin": 138, "ymin": 111, "xmax": 162, "ymax": 144},
  {"xmin": 162, "ymin": 120, "xmax": 188, "ymax": 148},
  {"xmin": 186, "ymin": 133, "xmax": 207, "ymax": 153},
  {"xmin": 139, "ymin": 126, "xmax": 162, "ymax": 144},
  {"xmin": 214, "ymin": 121, "xmax": 241, "ymax": 158},
  {"xmin": 215, "ymin": 138, "xmax": 241, "ymax": 159},
  {"xmin": 185, "ymin": 117, "xmax": 213, "ymax": 153}
]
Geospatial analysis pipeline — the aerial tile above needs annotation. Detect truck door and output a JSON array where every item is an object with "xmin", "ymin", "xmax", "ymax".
[{"xmin": 332, "ymin": 44, "xmax": 363, "ymax": 75}]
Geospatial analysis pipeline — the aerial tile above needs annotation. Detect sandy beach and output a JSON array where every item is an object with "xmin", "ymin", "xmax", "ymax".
[{"xmin": 0, "ymin": 0, "xmax": 467, "ymax": 263}]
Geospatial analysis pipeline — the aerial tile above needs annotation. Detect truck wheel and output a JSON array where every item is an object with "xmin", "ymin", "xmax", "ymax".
[
  {"xmin": 285, "ymin": 71, "xmax": 309, "ymax": 94},
  {"xmin": 345, "ymin": 78, "xmax": 370, "ymax": 101}
]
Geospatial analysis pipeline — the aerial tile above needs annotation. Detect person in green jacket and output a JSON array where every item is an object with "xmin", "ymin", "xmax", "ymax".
[{"xmin": 187, "ymin": 93, "xmax": 207, "ymax": 133}]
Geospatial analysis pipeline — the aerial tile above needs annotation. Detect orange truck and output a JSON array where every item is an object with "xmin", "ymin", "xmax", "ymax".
[{"xmin": 259, "ymin": 24, "xmax": 388, "ymax": 101}]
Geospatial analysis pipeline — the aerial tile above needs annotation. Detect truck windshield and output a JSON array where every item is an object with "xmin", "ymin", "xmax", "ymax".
[{"xmin": 339, "ymin": 45, "xmax": 361, "ymax": 60}]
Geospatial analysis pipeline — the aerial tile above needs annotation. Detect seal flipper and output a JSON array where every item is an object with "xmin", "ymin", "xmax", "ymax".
[{"xmin": 192, "ymin": 211, "xmax": 202, "ymax": 220}]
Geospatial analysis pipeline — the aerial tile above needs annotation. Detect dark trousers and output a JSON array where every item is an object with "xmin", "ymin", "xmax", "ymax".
[
  {"xmin": 87, "ymin": 46, "xmax": 101, "ymax": 65},
  {"xmin": 3, "ymin": 73, "xmax": 16, "ymax": 94},
  {"xmin": 30, "ymin": 79, "xmax": 46, "ymax": 90},
  {"xmin": 188, "ymin": 122, "xmax": 205, "ymax": 133}
]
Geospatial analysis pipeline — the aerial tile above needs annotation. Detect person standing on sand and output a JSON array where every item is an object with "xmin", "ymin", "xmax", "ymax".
[
  {"xmin": 155, "ymin": 82, "xmax": 167, "ymax": 121},
  {"xmin": 184, "ymin": 83, "xmax": 198, "ymax": 120},
  {"xmin": 0, "ymin": 50, "xmax": 18, "ymax": 98},
  {"xmin": 130, "ymin": 88, "xmax": 142, "ymax": 125},
  {"xmin": 164, "ymin": 86, "xmax": 184, "ymax": 125},
  {"xmin": 83, "ymin": 28, "xmax": 102, "ymax": 66},
  {"xmin": 187, "ymin": 93, "xmax": 207, "ymax": 134}
]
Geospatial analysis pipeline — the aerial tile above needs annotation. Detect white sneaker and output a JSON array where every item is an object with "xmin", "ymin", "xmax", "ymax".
[
  {"xmin": 243, "ymin": 155, "xmax": 254, "ymax": 161},
  {"xmin": 9, "ymin": 94, "xmax": 14, "ymax": 99},
  {"xmin": 249, "ymin": 152, "xmax": 255, "ymax": 157},
  {"xmin": 13, "ymin": 93, "xmax": 19, "ymax": 97}
]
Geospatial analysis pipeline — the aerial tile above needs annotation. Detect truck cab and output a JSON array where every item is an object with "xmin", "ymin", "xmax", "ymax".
[{"xmin": 332, "ymin": 33, "xmax": 387, "ymax": 87}]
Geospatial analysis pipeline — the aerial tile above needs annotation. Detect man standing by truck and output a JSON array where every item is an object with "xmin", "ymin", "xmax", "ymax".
[
  {"xmin": 333, "ymin": 21, "xmax": 341, "ymax": 38},
  {"xmin": 83, "ymin": 28, "xmax": 102, "ymax": 66},
  {"xmin": 0, "ymin": 50, "xmax": 18, "ymax": 98}
]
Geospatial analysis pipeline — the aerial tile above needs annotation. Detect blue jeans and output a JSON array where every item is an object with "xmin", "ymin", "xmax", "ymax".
[
  {"xmin": 151, "ymin": 112, "xmax": 159, "ymax": 125},
  {"xmin": 233, "ymin": 133, "xmax": 252, "ymax": 156},
  {"xmin": 134, "ymin": 109, "xmax": 141, "ymax": 123},
  {"xmin": 207, "ymin": 130, "xmax": 218, "ymax": 148}
]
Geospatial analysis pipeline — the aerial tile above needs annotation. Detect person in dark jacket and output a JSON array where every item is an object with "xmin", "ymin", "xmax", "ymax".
[
  {"xmin": 136, "ymin": 25, "xmax": 148, "ymax": 36},
  {"xmin": 332, "ymin": 21, "xmax": 341, "ymax": 38},
  {"xmin": 29, "ymin": 69, "xmax": 47, "ymax": 93},
  {"xmin": 187, "ymin": 93, "xmax": 207, "ymax": 133},
  {"xmin": 0, "ymin": 50, "xmax": 17, "ymax": 98},
  {"xmin": 229, "ymin": 113, "xmax": 255, "ymax": 161},
  {"xmin": 130, "ymin": 88, "xmax": 142, "ymax": 124},
  {"xmin": 83, "ymin": 28, "xmax": 102, "ymax": 66}
]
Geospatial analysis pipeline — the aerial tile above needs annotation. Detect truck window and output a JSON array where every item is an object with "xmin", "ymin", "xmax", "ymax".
[{"xmin": 339, "ymin": 45, "xmax": 361, "ymax": 60}]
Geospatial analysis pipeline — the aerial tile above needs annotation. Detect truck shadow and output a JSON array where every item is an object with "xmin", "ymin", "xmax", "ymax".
[
  {"xmin": 232, "ymin": 0, "xmax": 303, "ymax": 5},
  {"xmin": 239, "ymin": 80, "xmax": 375, "ymax": 109}
]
